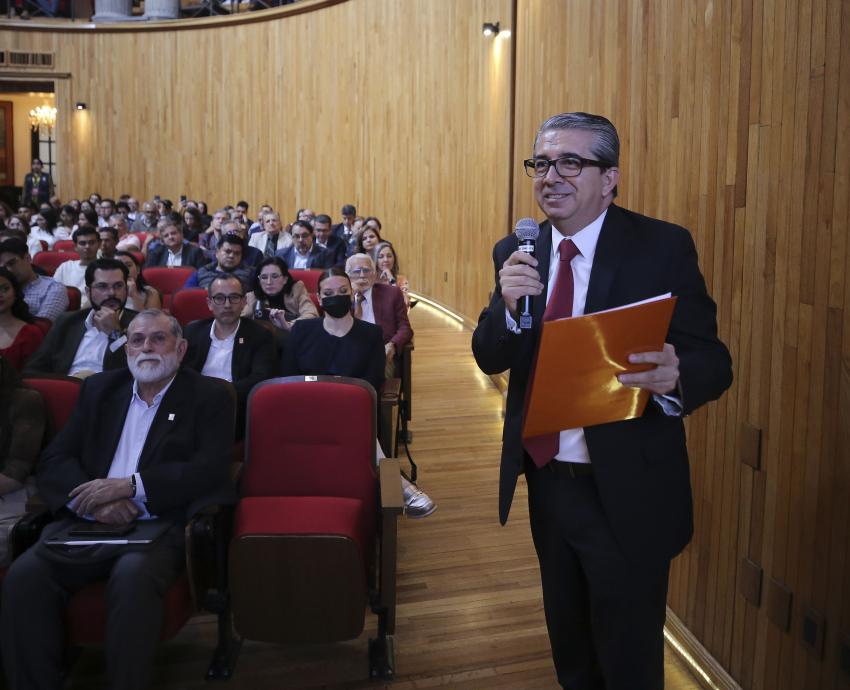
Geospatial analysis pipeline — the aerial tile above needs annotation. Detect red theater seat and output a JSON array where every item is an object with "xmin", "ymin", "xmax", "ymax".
[
  {"xmin": 289, "ymin": 269, "xmax": 321, "ymax": 294},
  {"xmin": 170, "ymin": 288, "xmax": 211, "ymax": 326},
  {"xmin": 142, "ymin": 267, "xmax": 195, "ymax": 310},
  {"xmin": 218, "ymin": 376, "xmax": 403, "ymax": 680},
  {"xmin": 54, "ymin": 240, "xmax": 75, "ymax": 252},
  {"xmin": 33, "ymin": 251, "xmax": 74, "ymax": 276}
]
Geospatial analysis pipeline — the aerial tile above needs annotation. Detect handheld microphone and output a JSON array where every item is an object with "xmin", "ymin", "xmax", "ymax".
[{"xmin": 514, "ymin": 217, "xmax": 539, "ymax": 330}]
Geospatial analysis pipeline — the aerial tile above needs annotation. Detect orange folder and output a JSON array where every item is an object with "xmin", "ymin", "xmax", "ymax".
[{"xmin": 522, "ymin": 295, "xmax": 678, "ymax": 437}]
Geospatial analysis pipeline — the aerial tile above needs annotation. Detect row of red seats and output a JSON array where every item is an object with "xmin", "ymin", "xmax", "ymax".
[{"xmin": 11, "ymin": 374, "xmax": 401, "ymax": 681}]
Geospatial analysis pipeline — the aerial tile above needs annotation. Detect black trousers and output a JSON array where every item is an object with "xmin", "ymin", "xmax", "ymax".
[
  {"xmin": 0, "ymin": 520, "xmax": 184, "ymax": 690},
  {"xmin": 526, "ymin": 464, "xmax": 670, "ymax": 690}
]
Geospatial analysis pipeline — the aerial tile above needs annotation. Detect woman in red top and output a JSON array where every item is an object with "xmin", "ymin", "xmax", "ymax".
[{"xmin": 0, "ymin": 267, "xmax": 44, "ymax": 371}]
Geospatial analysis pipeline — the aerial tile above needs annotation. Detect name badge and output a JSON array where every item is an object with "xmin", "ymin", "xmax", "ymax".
[{"xmin": 168, "ymin": 413, "xmax": 175, "ymax": 421}]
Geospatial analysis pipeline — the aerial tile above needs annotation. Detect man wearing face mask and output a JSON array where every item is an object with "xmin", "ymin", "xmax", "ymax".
[{"xmin": 25, "ymin": 259, "xmax": 138, "ymax": 378}]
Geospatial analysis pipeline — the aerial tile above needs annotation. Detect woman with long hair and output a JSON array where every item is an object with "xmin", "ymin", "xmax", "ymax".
[
  {"xmin": 243, "ymin": 256, "xmax": 318, "ymax": 331},
  {"xmin": 115, "ymin": 251, "xmax": 162, "ymax": 310},
  {"xmin": 373, "ymin": 241, "xmax": 410, "ymax": 308},
  {"xmin": 30, "ymin": 209, "xmax": 68, "ymax": 249},
  {"xmin": 0, "ymin": 267, "xmax": 43, "ymax": 371},
  {"xmin": 355, "ymin": 217, "xmax": 382, "ymax": 255},
  {"xmin": 182, "ymin": 207, "xmax": 204, "ymax": 243}
]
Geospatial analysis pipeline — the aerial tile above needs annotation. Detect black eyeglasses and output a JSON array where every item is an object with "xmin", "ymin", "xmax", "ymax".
[
  {"xmin": 210, "ymin": 293, "xmax": 244, "ymax": 305},
  {"xmin": 523, "ymin": 155, "xmax": 611, "ymax": 179}
]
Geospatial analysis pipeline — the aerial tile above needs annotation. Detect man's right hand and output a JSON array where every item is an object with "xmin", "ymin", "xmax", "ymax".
[
  {"xmin": 92, "ymin": 499, "xmax": 140, "ymax": 525},
  {"xmin": 498, "ymin": 250, "xmax": 544, "ymax": 317}
]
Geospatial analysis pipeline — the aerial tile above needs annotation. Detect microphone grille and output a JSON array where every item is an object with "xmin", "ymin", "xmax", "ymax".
[{"xmin": 514, "ymin": 217, "xmax": 539, "ymax": 241}]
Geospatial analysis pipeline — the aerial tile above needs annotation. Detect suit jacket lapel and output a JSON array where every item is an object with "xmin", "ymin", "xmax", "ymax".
[
  {"xmin": 61, "ymin": 312, "xmax": 90, "ymax": 374},
  {"xmin": 137, "ymin": 371, "xmax": 187, "ymax": 470},
  {"xmin": 101, "ymin": 380, "xmax": 133, "ymax": 474},
  {"xmin": 231, "ymin": 319, "xmax": 247, "ymax": 380},
  {"xmin": 584, "ymin": 206, "xmax": 629, "ymax": 314},
  {"xmin": 533, "ymin": 223, "xmax": 553, "ymax": 326}
]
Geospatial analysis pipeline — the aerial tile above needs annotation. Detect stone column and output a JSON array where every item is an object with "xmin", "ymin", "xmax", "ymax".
[
  {"xmin": 91, "ymin": 0, "xmax": 132, "ymax": 21},
  {"xmin": 142, "ymin": 0, "xmax": 179, "ymax": 19}
]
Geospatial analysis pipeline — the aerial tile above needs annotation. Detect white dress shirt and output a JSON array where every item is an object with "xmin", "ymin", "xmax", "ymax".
[
  {"xmin": 291, "ymin": 248, "xmax": 310, "ymax": 269},
  {"xmin": 201, "ymin": 320, "xmax": 238, "ymax": 382},
  {"xmin": 356, "ymin": 287, "xmax": 376, "ymax": 324},
  {"xmin": 166, "ymin": 249, "xmax": 183, "ymax": 267},
  {"xmin": 69, "ymin": 310, "xmax": 111, "ymax": 376}
]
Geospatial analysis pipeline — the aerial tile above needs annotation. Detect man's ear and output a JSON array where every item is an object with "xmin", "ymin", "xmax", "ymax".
[
  {"xmin": 602, "ymin": 167, "xmax": 620, "ymax": 197},
  {"xmin": 175, "ymin": 337, "xmax": 188, "ymax": 362}
]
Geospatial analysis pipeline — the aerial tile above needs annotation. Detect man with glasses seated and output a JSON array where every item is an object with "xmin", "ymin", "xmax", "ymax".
[
  {"xmin": 345, "ymin": 253, "xmax": 412, "ymax": 378},
  {"xmin": 182, "ymin": 275, "xmax": 276, "ymax": 437},
  {"xmin": 25, "ymin": 259, "xmax": 137, "ymax": 378},
  {"xmin": 276, "ymin": 220, "xmax": 332, "ymax": 270},
  {"xmin": 184, "ymin": 234, "xmax": 254, "ymax": 292}
]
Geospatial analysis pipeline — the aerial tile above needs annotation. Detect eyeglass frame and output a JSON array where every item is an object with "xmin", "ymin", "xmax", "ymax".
[
  {"xmin": 523, "ymin": 154, "xmax": 613, "ymax": 179},
  {"xmin": 209, "ymin": 293, "xmax": 245, "ymax": 305},
  {"xmin": 347, "ymin": 267, "xmax": 374, "ymax": 277}
]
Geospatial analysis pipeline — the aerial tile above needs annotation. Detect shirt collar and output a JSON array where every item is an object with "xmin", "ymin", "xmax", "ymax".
[
  {"xmin": 84, "ymin": 309, "xmax": 98, "ymax": 330},
  {"xmin": 131, "ymin": 372, "xmax": 177, "ymax": 408},
  {"xmin": 209, "ymin": 318, "xmax": 240, "ymax": 343},
  {"xmin": 550, "ymin": 208, "xmax": 608, "ymax": 263}
]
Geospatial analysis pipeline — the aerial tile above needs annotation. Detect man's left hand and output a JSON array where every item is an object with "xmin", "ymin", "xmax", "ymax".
[
  {"xmin": 618, "ymin": 343, "xmax": 679, "ymax": 395},
  {"xmin": 385, "ymin": 342, "xmax": 396, "ymax": 359},
  {"xmin": 69, "ymin": 477, "xmax": 134, "ymax": 516},
  {"xmin": 92, "ymin": 306, "xmax": 121, "ymax": 335}
]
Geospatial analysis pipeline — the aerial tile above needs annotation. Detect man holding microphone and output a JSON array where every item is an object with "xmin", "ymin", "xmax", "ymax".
[{"xmin": 472, "ymin": 112, "xmax": 732, "ymax": 689}]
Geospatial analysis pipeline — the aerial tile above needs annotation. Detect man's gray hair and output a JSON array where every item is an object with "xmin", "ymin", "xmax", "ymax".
[
  {"xmin": 346, "ymin": 253, "xmax": 375, "ymax": 272},
  {"xmin": 108, "ymin": 213, "xmax": 127, "ymax": 227},
  {"xmin": 534, "ymin": 112, "xmax": 620, "ymax": 167},
  {"xmin": 130, "ymin": 309, "xmax": 183, "ymax": 339}
]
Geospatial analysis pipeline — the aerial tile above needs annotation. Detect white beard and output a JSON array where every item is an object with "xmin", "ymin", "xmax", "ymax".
[{"xmin": 127, "ymin": 351, "xmax": 180, "ymax": 384}]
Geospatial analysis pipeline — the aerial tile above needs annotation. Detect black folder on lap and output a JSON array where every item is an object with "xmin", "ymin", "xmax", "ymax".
[{"xmin": 45, "ymin": 519, "xmax": 171, "ymax": 546}]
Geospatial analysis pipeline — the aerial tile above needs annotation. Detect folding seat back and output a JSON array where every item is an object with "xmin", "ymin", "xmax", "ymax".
[
  {"xmin": 230, "ymin": 377, "xmax": 383, "ymax": 647},
  {"xmin": 65, "ymin": 286, "xmax": 81, "ymax": 311},
  {"xmin": 289, "ymin": 269, "xmax": 321, "ymax": 295},
  {"xmin": 33, "ymin": 251, "xmax": 73, "ymax": 276},
  {"xmin": 142, "ymin": 267, "xmax": 195, "ymax": 310},
  {"xmin": 23, "ymin": 376, "xmax": 81, "ymax": 441},
  {"xmin": 53, "ymin": 240, "xmax": 76, "ymax": 252},
  {"xmin": 170, "ymin": 288, "xmax": 211, "ymax": 326}
]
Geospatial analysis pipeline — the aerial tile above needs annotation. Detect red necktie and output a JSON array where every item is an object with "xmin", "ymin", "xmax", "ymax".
[{"xmin": 523, "ymin": 238, "xmax": 581, "ymax": 467}]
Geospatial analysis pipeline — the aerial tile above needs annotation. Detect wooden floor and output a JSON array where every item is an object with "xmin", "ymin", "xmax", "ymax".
[{"xmin": 69, "ymin": 303, "xmax": 703, "ymax": 689}]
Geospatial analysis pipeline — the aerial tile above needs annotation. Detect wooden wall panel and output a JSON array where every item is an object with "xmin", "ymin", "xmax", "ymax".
[
  {"xmin": 512, "ymin": 1, "xmax": 848, "ymax": 689},
  {"xmin": 2, "ymin": 1, "xmax": 849, "ymax": 687},
  {"xmin": 0, "ymin": 0, "xmax": 513, "ymax": 323}
]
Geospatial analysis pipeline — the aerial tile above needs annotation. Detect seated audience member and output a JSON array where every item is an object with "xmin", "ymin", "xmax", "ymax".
[
  {"xmin": 131, "ymin": 201, "xmax": 159, "ymax": 233},
  {"xmin": 53, "ymin": 227, "xmax": 101, "ymax": 309},
  {"xmin": 3, "ymin": 216, "xmax": 40, "ymax": 256},
  {"xmin": 97, "ymin": 198, "xmax": 115, "ymax": 228},
  {"xmin": 183, "ymin": 275, "xmax": 276, "ymax": 436},
  {"xmin": 355, "ymin": 217, "xmax": 382, "ymax": 255},
  {"xmin": 58, "ymin": 205, "xmax": 77, "ymax": 235},
  {"xmin": 116, "ymin": 251, "xmax": 162, "ymax": 311},
  {"xmin": 247, "ymin": 204, "xmax": 273, "ymax": 235},
  {"xmin": 76, "ymin": 208, "xmax": 99, "ymax": 232},
  {"xmin": 0, "ymin": 238, "xmax": 69, "ymax": 321},
  {"xmin": 243, "ymin": 257, "xmax": 319, "ymax": 331},
  {"xmin": 233, "ymin": 200, "xmax": 252, "ymax": 228},
  {"xmin": 312, "ymin": 214, "xmax": 347, "ymax": 266},
  {"xmin": 1, "ymin": 309, "xmax": 235, "ymax": 690},
  {"xmin": 25, "ymin": 259, "xmax": 137, "ymax": 378},
  {"xmin": 29, "ymin": 209, "xmax": 67, "ymax": 249},
  {"xmin": 374, "ymin": 241, "xmax": 411, "ymax": 308},
  {"xmin": 185, "ymin": 234, "xmax": 254, "ymax": 291},
  {"xmin": 248, "ymin": 211, "xmax": 292, "ymax": 258},
  {"xmin": 144, "ymin": 222, "xmax": 206, "ymax": 269},
  {"xmin": 0, "ymin": 268, "xmax": 44, "ymax": 371},
  {"xmin": 126, "ymin": 197, "xmax": 139, "ymax": 222},
  {"xmin": 98, "ymin": 226, "xmax": 119, "ymax": 260},
  {"xmin": 197, "ymin": 201, "xmax": 212, "ymax": 228},
  {"xmin": 276, "ymin": 220, "xmax": 331, "ymax": 269},
  {"xmin": 181, "ymin": 207, "xmax": 204, "ymax": 243},
  {"xmin": 109, "ymin": 214, "xmax": 141, "ymax": 251},
  {"xmin": 332, "ymin": 204, "xmax": 357, "ymax": 243},
  {"xmin": 346, "ymin": 253, "xmax": 412, "ymax": 377},
  {"xmin": 296, "ymin": 208, "xmax": 315, "ymax": 223},
  {"xmin": 0, "ymin": 355, "xmax": 46, "ymax": 565},
  {"xmin": 199, "ymin": 208, "xmax": 228, "ymax": 258},
  {"xmin": 283, "ymin": 267, "xmax": 434, "ymax": 518},
  {"xmin": 221, "ymin": 219, "xmax": 263, "ymax": 267}
]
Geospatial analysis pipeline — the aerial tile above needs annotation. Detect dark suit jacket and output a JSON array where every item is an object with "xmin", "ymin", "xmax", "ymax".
[
  {"xmin": 36, "ymin": 368, "xmax": 235, "ymax": 523},
  {"xmin": 316, "ymin": 235, "xmax": 347, "ymax": 267},
  {"xmin": 369, "ymin": 282, "xmax": 413, "ymax": 349},
  {"xmin": 145, "ymin": 243, "xmax": 206, "ymax": 270},
  {"xmin": 24, "ymin": 308, "xmax": 138, "ymax": 376},
  {"xmin": 275, "ymin": 244, "xmax": 331, "ymax": 270},
  {"xmin": 182, "ymin": 317, "xmax": 276, "ymax": 408},
  {"xmin": 331, "ymin": 224, "xmax": 358, "ymax": 257},
  {"xmin": 471, "ymin": 205, "xmax": 732, "ymax": 564},
  {"xmin": 23, "ymin": 172, "xmax": 53, "ymax": 206}
]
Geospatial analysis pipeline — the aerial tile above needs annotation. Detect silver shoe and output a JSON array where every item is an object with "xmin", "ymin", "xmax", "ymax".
[{"xmin": 402, "ymin": 481, "xmax": 436, "ymax": 519}]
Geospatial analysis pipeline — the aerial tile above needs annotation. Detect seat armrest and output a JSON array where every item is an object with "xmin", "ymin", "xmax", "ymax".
[
  {"xmin": 10, "ymin": 508, "xmax": 53, "ymax": 559},
  {"xmin": 378, "ymin": 458, "xmax": 403, "ymax": 514},
  {"xmin": 379, "ymin": 380, "xmax": 401, "ymax": 457},
  {"xmin": 185, "ymin": 505, "xmax": 234, "ymax": 612}
]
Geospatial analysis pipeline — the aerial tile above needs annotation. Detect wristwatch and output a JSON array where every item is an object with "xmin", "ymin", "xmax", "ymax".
[{"xmin": 129, "ymin": 474, "xmax": 137, "ymax": 498}]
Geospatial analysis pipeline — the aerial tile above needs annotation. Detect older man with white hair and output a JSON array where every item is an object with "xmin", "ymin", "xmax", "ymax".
[{"xmin": 1, "ymin": 309, "xmax": 235, "ymax": 690}]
